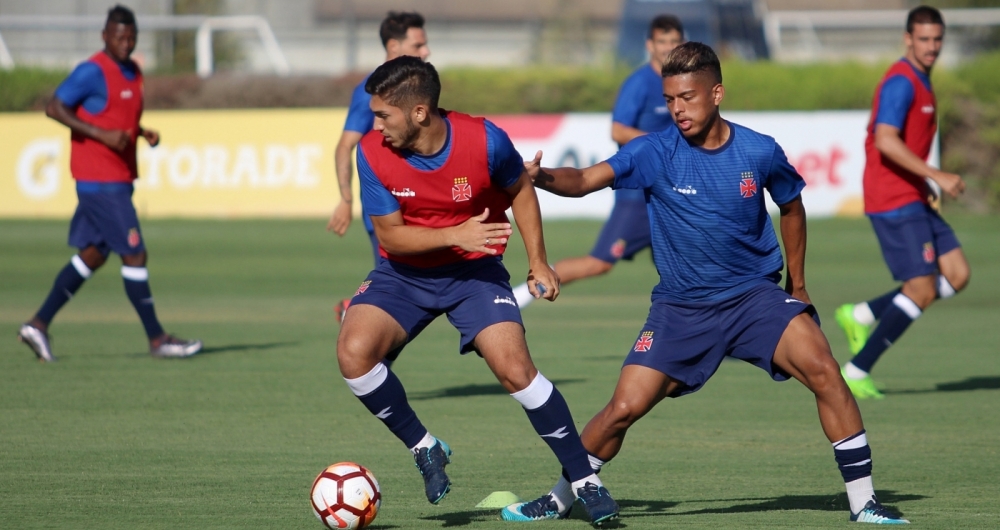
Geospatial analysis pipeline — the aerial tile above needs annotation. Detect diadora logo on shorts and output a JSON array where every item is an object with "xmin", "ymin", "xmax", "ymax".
[
  {"xmin": 127, "ymin": 227, "xmax": 141, "ymax": 247},
  {"xmin": 452, "ymin": 177, "xmax": 472, "ymax": 202},
  {"xmin": 922, "ymin": 242, "xmax": 935, "ymax": 263},
  {"xmin": 673, "ymin": 185, "xmax": 698, "ymax": 195},
  {"xmin": 740, "ymin": 171, "xmax": 758, "ymax": 198},
  {"xmin": 121, "ymin": 89, "xmax": 133, "ymax": 99},
  {"xmin": 494, "ymin": 295, "xmax": 516, "ymax": 307},
  {"xmin": 355, "ymin": 280, "xmax": 371, "ymax": 296},
  {"xmin": 921, "ymin": 105, "xmax": 935, "ymax": 114},
  {"xmin": 634, "ymin": 331, "xmax": 654, "ymax": 352},
  {"xmin": 785, "ymin": 298, "xmax": 804, "ymax": 304},
  {"xmin": 391, "ymin": 187, "xmax": 415, "ymax": 197},
  {"xmin": 610, "ymin": 239, "xmax": 626, "ymax": 259}
]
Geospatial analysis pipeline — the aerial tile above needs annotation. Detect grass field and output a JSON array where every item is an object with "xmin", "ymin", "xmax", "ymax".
[{"xmin": 2, "ymin": 216, "xmax": 998, "ymax": 529}]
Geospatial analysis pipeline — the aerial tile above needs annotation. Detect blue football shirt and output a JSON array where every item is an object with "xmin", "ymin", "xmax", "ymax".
[
  {"xmin": 54, "ymin": 56, "xmax": 139, "ymax": 114},
  {"xmin": 358, "ymin": 117, "xmax": 524, "ymax": 218},
  {"xmin": 342, "ymin": 75, "xmax": 377, "ymax": 232},
  {"xmin": 611, "ymin": 64, "xmax": 674, "ymax": 202},
  {"xmin": 607, "ymin": 121, "xmax": 806, "ymax": 303}
]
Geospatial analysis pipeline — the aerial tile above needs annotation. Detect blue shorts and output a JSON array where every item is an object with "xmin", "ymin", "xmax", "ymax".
[
  {"xmin": 623, "ymin": 282, "xmax": 816, "ymax": 397},
  {"xmin": 589, "ymin": 198, "xmax": 651, "ymax": 264},
  {"xmin": 350, "ymin": 257, "xmax": 524, "ymax": 354},
  {"xmin": 68, "ymin": 182, "xmax": 145, "ymax": 256},
  {"xmin": 869, "ymin": 203, "xmax": 961, "ymax": 282}
]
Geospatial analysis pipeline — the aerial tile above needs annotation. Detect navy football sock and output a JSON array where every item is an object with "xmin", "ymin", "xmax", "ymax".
[
  {"xmin": 851, "ymin": 293, "xmax": 920, "ymax": 373},
  {"xmin": 121, "ymin": 267, "xmax": 165, "ymax": 339},
  {"xmin": 346, "ymin": 363, "xmax": 427, "ymax": 449},
  {"xmin": 512, "ymin": 374, "xmax": 592, "ymax": 482},
  {"xmin": 36, "ymin": 256, "xmax": 91, "ymax": 324},
  {"xmin": 865, "ymin": 288, "xmax": 901, "ymax": 320}
]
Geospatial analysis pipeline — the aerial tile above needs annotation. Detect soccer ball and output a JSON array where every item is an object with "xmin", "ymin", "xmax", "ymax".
[{"xmin": 310, "ymin": 462, "xmax": 381, "ymax": 529}]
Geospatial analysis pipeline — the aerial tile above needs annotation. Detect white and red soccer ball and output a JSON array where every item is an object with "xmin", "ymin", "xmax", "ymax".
[{"xmin": 310, "ymin": 462, "xmax": 381, "ymax": 529}]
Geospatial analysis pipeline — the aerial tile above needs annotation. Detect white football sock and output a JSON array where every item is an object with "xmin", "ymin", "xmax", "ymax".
[
  {"xmin": 845, "ymin": 476, "xmax": 876, "ymax": 514},
  {"xmin": 853, "ymin": 303, "xmax": 876, "ymax": 326},
  {"xmin": 571, "ymin": 473, "xmax": 603, "ymax": 497},
  {"xmin": 843, "ymin": 362, "xmax": 869, "ymax": 380},
  {"xmin": 512, "ymin": 283, "xmax": 534, "ymax": 308},
  {"xmin": 549, "ymin": 476, "xmax": 573, "ymax": 514},
  {"xmin": 409, "ymin": 432, "xmax": 436, "ymax": 454}
]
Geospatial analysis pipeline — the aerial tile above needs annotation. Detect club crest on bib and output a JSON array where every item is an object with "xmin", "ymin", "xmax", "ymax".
[
  {"xmin": 127, "ymin": 228, "xmax": 141, "ymax": 247},
  {"xmin": 355, "ymin": 280, "xmax": 372, "ymax": 296},
  {"xmin": 922, "ymin": 242, "xmax": 935, "ymax": 263},
  {"xmin": 452, "ymin": 177, "xmax": 472, "ymax": 202},
  {"xmin": 634, "ymin": 331, "xmax": 654, "ymax": 352},
  {"xmin": 739, "ymin": 171, "xmax": 758, "ymax": 198}
]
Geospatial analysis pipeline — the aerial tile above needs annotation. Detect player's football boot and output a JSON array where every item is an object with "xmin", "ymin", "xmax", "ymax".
[
  {"xmin": 414, "ymin": 438, "xmax": 451, "ymax": 504},
  {"xmin": 850, "ymin": 496, "xmax": 910, "ymax": 524},
  {"xmin": 500, "ymin": 494, "xmax": 570, "ymax": 521},
  {"xmin": 576, "ymin": 482, "xmax": 619, "ymax": 527},
  {"xmin": 841, "ymin": 368, "xmax": 885, "ymax": 400},
  {"xmin": 335, "ymin": 298, "xmax": 351, "ymax": 325},
  {"xmin": 150, "ymin": 335, "xmax": 203, "ymax": 358},
  {"xmin": 835, "ymin": 304, "xmax": 872, "ymax": 355},
  {"xmin": 17, "ymin": 323, "xmax": 55, "ymax": 362}
]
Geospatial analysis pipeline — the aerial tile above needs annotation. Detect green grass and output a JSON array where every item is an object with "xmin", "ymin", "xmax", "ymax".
[{"xmin": 2, "ymin": 216, "xmax": 999, "ymax": 529}]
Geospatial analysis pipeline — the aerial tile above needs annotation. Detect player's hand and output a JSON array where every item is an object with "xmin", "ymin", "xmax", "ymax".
[
  {"xmin": 929, "ymin": 169, "xmax": 965, "ymax": 199},
  {"xmin": 98, "ymin": 129, "xmax": 131, "ymax": 152},
  {"xmin": 451, "ymin": 208, "xmax": 512, "ymax": 255},
  {"xmin": 327, "ymin": 201, "xmax": 353, "ymax": 236},
  {"xmin": 527, "ymin": 262, "xmax": 559, "ymax": 301},
  {"xmin": 523, "ymin": 151, "xmax": 543, "ymax": 183},
  {"xmin": 141, "ymin": 128, "xmax": 160, "ymax": 147}
]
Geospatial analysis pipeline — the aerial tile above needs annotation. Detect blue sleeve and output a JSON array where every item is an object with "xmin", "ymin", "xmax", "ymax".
[
  {"xmin": 357, "ymin": 146, "xmax": 401, "ymax": 217},
  {"xmin": 765, "ymin": 143, "xmax": 806, "ymax": 206},
  {"xmin": 485, "ymin": 119, "xmax": 524, "ymax": 189},
  {"xmin": 343, "ymin": 82, "xmax": 374, "ymax": 133},
  {"xmin": 608, "ymin": 136, "xmax": 657, "ymax": 190},
  {"xmin": 874, "ymin": 75, "xmax": 914, "ymax": 129},
  {"xmin": 611, "ymin": 74, "xmax": 644, "ymax": 128},
  {"xmin": 54, "ymin": 62, "xmax": 105, "ymax": 111}
]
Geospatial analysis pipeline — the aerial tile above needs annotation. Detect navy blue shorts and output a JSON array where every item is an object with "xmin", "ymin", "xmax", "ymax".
[
  {"xmin": 68, "ymin": 182, "xmax": 145, "ymax": 256},
  {"xmin": 869, "ymin": 203, "xmax": 961, "ymax": 282},
  {"xmin": 623, "ymin": 282, "xmax": 816, "ymax": 397},
  {"xmin": 350, "ymin": 257, "xmax": 524, "ymax": 354},
  {"xmin": 589, "ymin": 199, "xmax": 651, "ymax": 263}
]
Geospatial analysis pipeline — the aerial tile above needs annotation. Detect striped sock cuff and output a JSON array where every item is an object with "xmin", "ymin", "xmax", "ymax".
[
  {"xmin": 71, "ymin": 255, "xmax": 93, "ymax": 279},
  {"xmin": 121, "ymin": 266, "xmax": 149, "ymax": 282},
  {"xmin": 892, "ymin": 293, "xmax": 922, "ymax": 319}
]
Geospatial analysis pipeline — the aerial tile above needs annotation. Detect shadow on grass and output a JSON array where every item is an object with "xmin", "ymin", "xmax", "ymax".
[
  {"xmin": 420, "ymin": 508, "xmax": 498, "ymax": 527},
  {"xmin": 133, "ymin": 341, "xmax": 299, "ymax": 358},
  {"xmin": 667, "ymin": 490, "xmax": 924, "ymax": 517},
  {"xmin": 409, "ymin": 379, "xmax": 586, "ymax": 401},
  {"xmin": 884, "ymin": 376, "xmax": 1000, "ymax": 395}
]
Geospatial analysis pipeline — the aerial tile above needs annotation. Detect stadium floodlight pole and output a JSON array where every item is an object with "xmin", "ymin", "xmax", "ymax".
[{"xmin": 195, "ymin": 16, "xmax": 290, "ymax": 78}]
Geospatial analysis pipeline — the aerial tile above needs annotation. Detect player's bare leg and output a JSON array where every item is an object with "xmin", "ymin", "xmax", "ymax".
[
  {"xmin": 580, "ymin": 365, "xmax": 680, "ymax": 461},
  {"xmin": 553, "ymin": 256, "xmax": 614, "ymax": 286},
  {"xmin": 937, "ymin": 247, "xmax": 970, "ymax": 295},
  {"xmin": 477, "ymin": 322, "xmax": 619, "ymax": 524},
  {"xmin": 771, "ymin": 313, "xmax": 905, "ymax": 522},
  {"xmin": 337, "ymin": 303, "xmax": 452, "ymax": 504}
]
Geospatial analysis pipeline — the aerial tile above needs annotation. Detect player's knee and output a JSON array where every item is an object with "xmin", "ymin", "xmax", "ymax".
[
  {"xmin": 804, "ymin": 354, "xmax": 842, "ymax": 396},
  {"xmin": 121, "ymin": 251, "xmax": 147, "ymax": 267},
  {"xmin": 80, "ymin": 248, "xmax": 107, "ymax": 270},
  {"xmin": 903, "ymin": 276, "xmax": 937, "ymax": 308},
  {"xmin": 336, "ymin": 332, "xmax": 377, "ymax": 377},
  {"xmin": 604, "ymin": 399, "xmax": 641, "ymax": 430},
  {"xmin": 589, "ymin": 259, "xmax": 614, "ymax": 277},
  {"xmin": 946, "ymin": 266, "xmax": 970, "ymax": 293}
]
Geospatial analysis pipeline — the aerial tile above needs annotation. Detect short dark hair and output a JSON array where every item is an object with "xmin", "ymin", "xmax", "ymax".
[
  {"xmin": 365, "ymin": 56, "xmax": 440, "ymax": 110},
  {"xmin": 906, "ymin": 5, "xmax": 944, "ymax": 33},
  {"xmin": 661, "ymin": 42, "xmax": 722, "ymax": 84},
  {"xmin": 380, "ymin": 11, "xmax": 425, "ymax": 48},
  {"xmin": 649, "ymin": 14, "xmax": 683, "ymax": 39},
  {"xmin": 106, "ymin": 4, "xmax": 136, "ymax": 27}
]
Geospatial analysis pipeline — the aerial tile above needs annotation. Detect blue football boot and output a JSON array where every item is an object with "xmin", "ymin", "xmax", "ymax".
[
  {"xmin": 413, "ymin": 438, "xmax": 452, "ymax": 504},
  {"xmin": 501, "ymin": 493, "xmax": 570, "ymax": 521},
  {"xmin": 850, "ymin": 497, "xmax": 910, "ymax": 524},
  {"xmin": 576, "ymin": 482, "xmax": 619, "ymax": 527}
]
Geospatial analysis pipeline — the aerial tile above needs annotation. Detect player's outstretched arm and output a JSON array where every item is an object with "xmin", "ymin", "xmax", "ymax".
[
  {"xmin": 328, "ymin": 131, "xmax": 364, "ymax": 236},
  {"xmin": 370, "ymin": 209, "xmax": 512, "ymax": 256},
  {"xmin": 778, "ymin": 196, "xmax": 811, "ymax": 304},
  {"xmin": 506, "ymin": 171, "xmax": 559, "ymax": 301},
  {"xmin": 139, "ymin": 126, "xmax": 160, "ymax": 147},
  {"xmin": 45, "ymin": 96, "xmax": 129, "ymax": 152},
  {"xmin": 525, "ymin": 151, "xmax": 616, "ymax": 197},
  {"xmin": 874, "ymin": 123, "xmax": 965, "ymax": 198}
]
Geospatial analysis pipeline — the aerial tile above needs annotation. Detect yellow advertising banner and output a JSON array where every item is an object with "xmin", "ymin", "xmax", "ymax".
[{"xmin": 0, "ymin": 108, "xmax": 355, "ymax": 218}]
